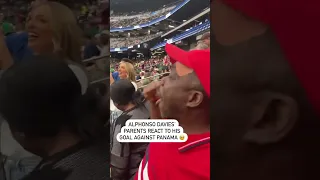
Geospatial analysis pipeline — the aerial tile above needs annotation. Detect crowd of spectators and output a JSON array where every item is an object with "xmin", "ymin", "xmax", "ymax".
[
  {"xmin": 1, "ymin": 0, "xmax": 109, "ymax": 84},
  {"xmin": 110, "ymin": 32, "xmax": 210, "ymax": 89},
  {"xmin": 110, "ymin": 4, "xmax": 176, "ymax": 28},
  {"xmin": 0, "ymin": 1, "xmax": 111, "ymax": 180},
  {"xmin": 110, "ymin": 33, "xmax": 159, "ymax": 48},
  {"xmin": 0, "ymin": 0, "xmax": 108, "ymax": 34},
  {"xmin": 109, "ymin": 36, "xmax": 210, "ymax": 180},
  {"xmin": 110, "ymin": 56, "xmax": 171, "ymax": 89}
]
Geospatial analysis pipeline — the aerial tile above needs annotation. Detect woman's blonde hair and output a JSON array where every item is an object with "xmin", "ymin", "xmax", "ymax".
[
  {"xmin": 120, "ymin": 61, "xmax": 136, "ymax": 82},
  {"xmin": 44, "ymin": 2, "xmax": 83, "ymax": 63}
]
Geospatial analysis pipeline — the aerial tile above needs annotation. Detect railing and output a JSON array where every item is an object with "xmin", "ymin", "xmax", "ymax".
[
  {"xmin": 136, "ymin": 72, "xmax": 169, "ymax": 82},
  {"xmin": 137, "ymin": 72, "xmax": 170, "ymax": 90},
  {"xmin": 82, "ymin": 55, "xmax": 109, "ymax": 84},
  {"xmin": 82, "ymin": 55, "xmax": 109, "ymax": 63},
  {"xmin": 90, "ymin": 77, "xmax": 109, "ymax": 84},
  {"xmin": 151, "ymin": 20, "xmax": 210, "ymax": 50}
]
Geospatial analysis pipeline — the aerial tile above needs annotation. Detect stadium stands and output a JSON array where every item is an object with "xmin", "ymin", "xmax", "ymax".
[{"xmin": 110, "ymin": 0, "xmax": 190, "ymax": 32}]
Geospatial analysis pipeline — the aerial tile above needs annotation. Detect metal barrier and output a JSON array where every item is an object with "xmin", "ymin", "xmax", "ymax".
[
  {"xmin": 136, "ymin": 72, "xmax": 169, "ymax": 82},
  {"xmin": 90, "ymin": 77, "xmax": 109, "ymax": 84},
  {"xmin": 82, "ymin": 55, "xmax": 109, "ymax": 84},
  {"xmin": 82, "ymin": 55, "xmax": 109, "ymax": 63},
  {"xmin": 137, "ymin": 72, "xmax": 170, "ymax": 89}
]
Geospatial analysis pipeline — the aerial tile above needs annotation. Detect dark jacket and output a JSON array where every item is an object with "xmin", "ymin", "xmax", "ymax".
[{"xmin": 110, "ymin": 104, "xmax": 149, "ymax": 180}]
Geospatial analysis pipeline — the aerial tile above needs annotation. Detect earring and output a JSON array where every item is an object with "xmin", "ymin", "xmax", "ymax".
[{"xmin": 52, "ymin": 39, "xmax": 61, "ymax": 53}]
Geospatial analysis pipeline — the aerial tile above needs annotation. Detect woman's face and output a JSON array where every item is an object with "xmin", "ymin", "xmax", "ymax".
[
  {"xmin": 26, "ymin": 5, "xmax": 54, "ymax": 54},
  {"xmin": 118, "ymin": 63, "xmax": 128, "ymax": 79}
]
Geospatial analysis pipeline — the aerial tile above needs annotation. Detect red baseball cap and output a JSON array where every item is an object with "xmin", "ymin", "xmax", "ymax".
[
  {"xmin": 165, "ymin": 44, "xmax": 210, "ymax": 97},
  {"xmin": 221, "ymin": 0, "xmax": 320, "ymax": 114}
]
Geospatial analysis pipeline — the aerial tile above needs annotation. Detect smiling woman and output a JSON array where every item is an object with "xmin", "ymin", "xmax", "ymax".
[
  {"xmin": 27, "ymin": 2, "xmax": 83, "ymax": 62},
  {"xmin": 0, "ymin": 1, "xmax": 92, "ymax": 180},
  {"xmin": 3, "ymin": 1, "xmax": 89, "ymax": 91}
]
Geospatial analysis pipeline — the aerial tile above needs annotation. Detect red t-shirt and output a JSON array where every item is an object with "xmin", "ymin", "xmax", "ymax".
[{"xmin": 134, "ymin": 132, "xmax": 210, "ymax": 180}]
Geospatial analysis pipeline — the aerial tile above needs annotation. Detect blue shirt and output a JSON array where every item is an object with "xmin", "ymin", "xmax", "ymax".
[
  {"xmin": 112, "ymin": 72, "xmax": 120, "ymax": 82},
  {"xmin": 83, "ymin": 43, "xmax": 100, "ymax": 59},
  {"xmin": 5, "ymin": 32, "xmax": 33, "ymax": 62}
]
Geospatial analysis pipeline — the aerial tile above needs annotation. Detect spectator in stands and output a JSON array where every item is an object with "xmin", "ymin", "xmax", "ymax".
[
  {"xmin": 199, "ymin": 32, "xmax": 210, "ymax": 48},
  {"xmin": 110, "ymin": 60, "xmax": 137, "ymax": 126},
  {"xmin": 0, "ymin": 2, "xmax": 89, "ymax": 179},
  {"xmin": 110, "ymin": 5, "xmax": 176, "ymax": 28},
  {"xmin": 152, "ymin": 68, "xmax": 160, "ymax": 81},
  {"xmin": 84, "ymin": 23, "xmax": 99, "ymax": 40},
  {"xmin": 136, "ymin": 71, "xmax": 145, "ymax": 81},
  {"xmin": 136, "ymin": 44, "xmax": 210, "ymax": 180},
  {"xmin": 110, "ymin": 79, "xmax": 149, "ymax": 180},
  {"xmin": 83, "ymin": 35, "xmax": 101, "ymax": 59},
  {"xmin": 110, "ymin": 64, "xmax": 120, "ymax": 84},
  {"xmin": 3, "ymin": 1, "xmax": 83, "ymax": 65},
  {"xmin": 0, "ymin": 55, "xmax": 109, "ymax": 180},
  {"xmin": 1, "ymin": 22, "xmax": 14, "ymax": 36},
  {"xmin": 141, "ymin": 71, "xmax": 152, "ymax": 86},
  {"xmin": 4, "ymin": 1, "xmax": 88, "ymax": 91},
  {"xmin": 195, "ymin": 41, "xmax": 209, "ymax": 50},
  {"xmin": 118, "ymin": 60, "xmax": 137, "ymax": 89},
  {"xmin": 110, "ymin": 33, "xmax": 159, "ymax": 48}
]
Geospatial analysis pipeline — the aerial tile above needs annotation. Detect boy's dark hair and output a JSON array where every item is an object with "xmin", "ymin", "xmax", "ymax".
[{"xmin": 110, "ymin": 79, "xmax": 143, "ymax": 106}]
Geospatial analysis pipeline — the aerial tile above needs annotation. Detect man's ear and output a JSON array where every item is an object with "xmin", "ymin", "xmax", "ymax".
[
  {"xmin": 186, "ymin": 90, "xmax": 204, "ymax": 108},
  {"xmin": 243, "ymin": 92, "xmax": 299, "ymax": 145}
]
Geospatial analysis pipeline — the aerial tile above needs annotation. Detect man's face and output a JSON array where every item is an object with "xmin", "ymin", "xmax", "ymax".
[
  {"xmin": 204, "ymin": 38, "xmax": 210, "ymax": 46},
  {"xmin": 211, "ymin": 1, "xmax": 310, "ymax": 179},
  {"xmin": 157, "ymin": 63, "xmax": 191, "ymax": 119}
]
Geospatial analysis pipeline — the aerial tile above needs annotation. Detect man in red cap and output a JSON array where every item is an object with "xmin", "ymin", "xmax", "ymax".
[
  {"xmin": 134, "ymin": 44, "xmax": 210, "ymax": 180},
  {"xmin": 200, "ymin": 32, "xmax": 210, "ymax": 47},
  {"xmin": 212, "ymin": 0, "xmax": 320, "ymax": 179}
]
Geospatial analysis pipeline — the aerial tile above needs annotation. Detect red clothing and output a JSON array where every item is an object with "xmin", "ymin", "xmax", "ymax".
[
  {"xmin": 163, "ymin": 56, "xmax": 170, "ymax": 66},
  {"xmin": 221, "ymin": 0, "xmax": 320, "ymax": 117},
  {"xmin": 134, "ymin": 132, "xmax": 210, "ymax": 180}
]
